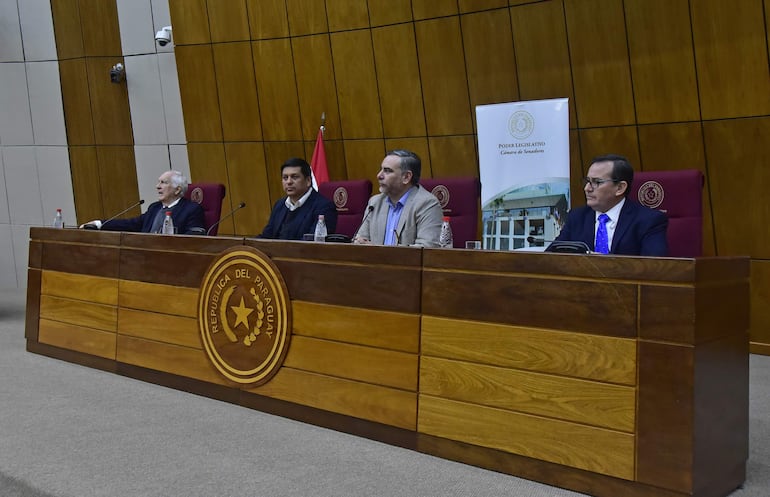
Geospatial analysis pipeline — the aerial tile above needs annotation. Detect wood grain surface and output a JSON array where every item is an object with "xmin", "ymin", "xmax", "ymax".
[
  {"xmin": 418, "ymin": 395, "xmax": 634, "ymax": 480},
  {"xmin": 26, "ymin": 230, "xmax": 748, "ymax": 497},
  {"xmin": 25, "ymin": 269, "xmax": 41, "ymax": 342},
  {"xmin": 284, "ymin": 335, "xmax": 418, "ymax": 391},
  {"xmin": 249, "ymin": 367, "xmax": 417, "ymax": 429},
  {"xmin": 40, "ymin": 295, "xmax": 117, "ymax": 332},
  {"xmin": 292, "ymin": 300, "xmax": 419, "ymax": 352},
  {"xmin": 116, "ymin": 335, "xmax": 226, "ymax": 386},
  {"xmin": 422, "ymin": 316, "xmax": 636, "ymax": 384},
  {"xmin": 40, "ymin": 240, "xmax": 120, "ymax": 279},
  {"xmin": 420, "ymin": 356, "xmax": 635, "ymax": 431},
  {"xmin": 118, "ymin": 280, "xmax": 198, "ymax": 318},
  {"xmin": 422, "ymin": 269, "xmax": 637, "ymax": 337},
  {"xmin": 38, "ymin": 318, "xmax": 116, "ymax": 360},
  {"xmin": 118, "ymin": 308, "xmax": 200, "ymax": 349},
  {"xmin": 42, "ymin": 270, "xmax": 118, "ymax": 306}
]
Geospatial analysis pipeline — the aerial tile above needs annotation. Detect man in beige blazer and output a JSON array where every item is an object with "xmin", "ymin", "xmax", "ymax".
[{"xmin": 354, "ymin": 149, "xmax": 443, "ymax": 247}]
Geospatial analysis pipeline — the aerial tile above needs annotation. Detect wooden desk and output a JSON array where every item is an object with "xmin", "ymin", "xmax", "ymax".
[{"xmin": 26, "ymin": 228, "xmax": 749, "ymax": 497}]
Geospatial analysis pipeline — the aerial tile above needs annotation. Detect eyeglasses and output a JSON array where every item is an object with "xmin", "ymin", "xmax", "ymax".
[{"xmin": 582, "ymin": 176, "xmax": 617, "ymax": 188}]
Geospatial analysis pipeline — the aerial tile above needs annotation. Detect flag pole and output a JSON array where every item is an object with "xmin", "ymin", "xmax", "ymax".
[{"xmin": 311, "ymin": 112, "xmax": 330, "ymax": 190}]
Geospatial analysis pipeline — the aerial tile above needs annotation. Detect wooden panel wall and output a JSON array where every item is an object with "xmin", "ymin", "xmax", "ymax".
[
  {"xmin": 51, "ymin": 0, "xmax": 138, "ymax": 225},
  {"xmin": 52, "ymin": 0, "xmax": 770, "ymax": 351}
]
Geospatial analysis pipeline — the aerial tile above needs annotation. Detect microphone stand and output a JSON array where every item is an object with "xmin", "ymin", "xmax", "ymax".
[
  {"xmin": 350, "ymin": 205, "xmax": 375, "ymax": 243},
  {"xmin": 207, "ymin": 201, "xmax": 246, "ymax": 236},
  {"xmin": 84, "ymin": 199, "xmax": 145, "ymax": 229}
]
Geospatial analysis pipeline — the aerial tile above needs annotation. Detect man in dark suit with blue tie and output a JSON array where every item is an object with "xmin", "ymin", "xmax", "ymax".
[
  {"xmin": 257, "ymin": 158, "xmax": 337, "ymax": 240},
  {"xmin": 554, "ymin": 154, "xmax": 668, "ymax": 256}
]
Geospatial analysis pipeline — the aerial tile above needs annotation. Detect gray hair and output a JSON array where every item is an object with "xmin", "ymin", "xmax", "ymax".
[
  {"xmin": 386, "ymin": 149, "xmax": 422, "ymax": 185},
  {"xmin": 169, "ymin": 170, "xmax": 189, "ymax": 196}
]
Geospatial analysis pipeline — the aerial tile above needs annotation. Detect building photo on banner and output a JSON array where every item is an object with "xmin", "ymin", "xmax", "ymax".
[{"xmin": 476, "ymin": 98, "xmax": 570, "ymax": 251}]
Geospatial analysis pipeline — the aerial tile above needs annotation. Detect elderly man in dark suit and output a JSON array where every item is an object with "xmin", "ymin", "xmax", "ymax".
[
  {"xmin": 82, "ymin": 170, "xmax": 205, "ymax": 235},
  {"xmin": 554, "ymin": 154, "xmax": 668, "ymax": 256}
]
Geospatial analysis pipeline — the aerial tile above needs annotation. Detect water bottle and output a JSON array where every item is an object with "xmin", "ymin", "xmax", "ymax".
[
  {"xmin": 161, "ymin": 211, "xmax": 175, "ymax": 235},
  {"xmin": 439, "ymin": 216, "xmax": 453, "ymax": 248},
  {"xmin": 314, "ymin": 214, "xmax": 327, "ymax": 242},
  {"xmin": 52, "ymin": 209, "xmax": 64, "ymax": 229}
]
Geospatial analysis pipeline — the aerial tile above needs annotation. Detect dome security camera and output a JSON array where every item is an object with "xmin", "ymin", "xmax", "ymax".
[
  {"xmin": 109, "ymin": 63, "xmax": 125, "ymax": 83},
  {"xmin": 155, "ymin": 26, "xmax": 172, "ymax": 47}
]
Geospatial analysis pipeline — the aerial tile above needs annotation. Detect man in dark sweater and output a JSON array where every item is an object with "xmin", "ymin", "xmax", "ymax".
[{"xmin": 257, "ymin": 158, "xmax": 337, "ymax": 240}]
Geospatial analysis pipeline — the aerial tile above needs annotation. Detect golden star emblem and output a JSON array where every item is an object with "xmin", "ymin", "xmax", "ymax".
[{"xmin": 230, "ymin": 296, "xmax": 254, "ymax": 331}]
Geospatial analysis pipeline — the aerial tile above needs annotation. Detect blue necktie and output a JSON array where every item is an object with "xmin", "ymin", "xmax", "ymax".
[{"xmin": 595, "ymin": 213, "xmax": 610, "ymax": 254}]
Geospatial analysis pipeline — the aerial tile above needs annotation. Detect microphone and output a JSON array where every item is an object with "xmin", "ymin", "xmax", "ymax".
[
  {"xmin": 206, "ymin": 201, "xmax": 246, "ymax": 236},
  {"xmin": 527, "ymin": 236, "xmax": 590, "ymax": 254},
  {"xmin": 84, "ymin": 199, "xmax": 145, "ymax": 229},
  {"xmin": 526, "ymin": 235, "xmax": 549, "ymax": 245},
  {"xmin": 350, "ymin": 205, "xmax": 375, "ymax": 243}
]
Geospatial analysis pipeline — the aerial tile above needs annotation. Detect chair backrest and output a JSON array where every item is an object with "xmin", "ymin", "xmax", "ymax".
[
  {"xmin": 318, "ymin": 179, "xmax": 373, "ymax": 238},
  {"xmin": 420, "ymin": 177, "xmax": 481, "ymax": 248},
  {"xmin": 629, "ymin": 169, "xmax": 704, "ymax": 257},
  {"xmin": 185, "ymin": 182, "xmax": 226, "ymax": 235}
]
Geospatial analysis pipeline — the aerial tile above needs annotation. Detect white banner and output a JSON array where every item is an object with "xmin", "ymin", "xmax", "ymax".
[{"xmin": 476, "ymin": 98, "xmax": 570, "ymax": 251}]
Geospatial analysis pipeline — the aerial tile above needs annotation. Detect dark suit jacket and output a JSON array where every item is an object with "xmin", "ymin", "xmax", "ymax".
[
  {"xmin": 257, "ymin": 189, "xmax": 338, "ymax": 240},
  {"xmin": 102, "ymin": 198, "xmax": 205, "ymax": 235},
  {"xmin": 555, "ymin": 200, "xmax": 668, "ymax": 256}
]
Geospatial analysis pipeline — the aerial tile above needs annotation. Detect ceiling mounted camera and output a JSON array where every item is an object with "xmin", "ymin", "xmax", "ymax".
[{"xmin": 155, "ymin": 26, "xmax": 172, "ymax": 47}]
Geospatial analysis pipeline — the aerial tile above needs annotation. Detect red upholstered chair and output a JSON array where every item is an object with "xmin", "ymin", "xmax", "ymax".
[
  {"xmin": 319, "ymin": 179, "xmax": 373, "ymax": 238},
  {"xmin": 629, "ymin": 169, "xmax": 704, "ymax": 257},
  {"xmin": 185, "ymin": 182, "xmax": 226, "ymax": 235},
  {"xmin": 420, "ymin": 177, "xmax": 481, "ymax": 248}
]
